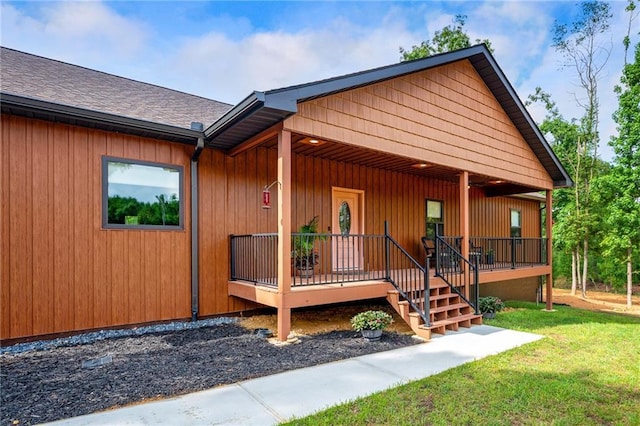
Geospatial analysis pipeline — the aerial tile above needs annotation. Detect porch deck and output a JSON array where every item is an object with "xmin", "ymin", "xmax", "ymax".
[{"xmin": 228, "ymin": 264, "xmax": 550, "ymax": 310}]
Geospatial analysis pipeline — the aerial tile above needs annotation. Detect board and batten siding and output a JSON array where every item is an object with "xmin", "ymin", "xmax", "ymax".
[
  {"xmin": 284, "ymin": 59, "xmax": 553, "ymax": 190},
  {"xmin": 2, "ymin": 117, "xmax": 544, "ymax": 339},
  {"xmin": 1, "ymin": 114, "xmax": 191, "ymax": 340},
  {"xmin": 197, "ymin": 146, "xmax": 544, "ymax": 320}
]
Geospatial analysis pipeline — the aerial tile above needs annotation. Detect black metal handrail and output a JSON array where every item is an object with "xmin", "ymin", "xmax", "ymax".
[
  {"xmin": 469, "ymin": 237, "xmax": 548, "ymax": 271},
  {"xmin": 384, "ymin": 223, "xmax": 430, "ymax": 325},
  {"xmin": 230, "ymin": 233, "xmax": 278, "ymax": 286},
  {"xmin": 291, "ymin": 233, "xmax": 387, "ymax": 286},
  {"xmin": 435, "ymin": 235, "xmax": 479, "ymax": 314}
]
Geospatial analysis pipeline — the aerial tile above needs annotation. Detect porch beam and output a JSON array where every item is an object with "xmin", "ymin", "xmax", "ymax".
[
  {"xmin": 459, "ymin": 171, "xmax": 470, "ymax": 298},
  {"xmin": 545, "ymin": 190, "xmax": 553, "ymax": 310},
  {"xmin": 277, "ymin": 129, "xmax": 292, "ymax": 341},
  {"xmin": 227, "ymin": 122, "xmax": 283, "ymax": 157}
]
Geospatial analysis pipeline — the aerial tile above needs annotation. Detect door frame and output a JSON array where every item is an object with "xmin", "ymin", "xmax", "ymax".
[
  {"xmin": 331, "ymin": 187, "xmax": 365, "ymax": 272},
  {"xmin": 331, "ymin": 187, "xmax": 365, "ymax": 235}
]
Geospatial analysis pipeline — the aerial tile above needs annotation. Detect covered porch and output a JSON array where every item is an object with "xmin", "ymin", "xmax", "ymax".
[
  {"xmin": 202, "ymin": 46, "xmax": 569, "ymax": 340},
  {"xmin": 223, "ymin": 126, "xmax": 553, "ymax": 340}
]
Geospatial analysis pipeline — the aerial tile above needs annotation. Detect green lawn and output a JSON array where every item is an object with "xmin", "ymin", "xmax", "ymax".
[{"xmin": 285, "ymin": 302, "xmax": 640, "ymax": 425}]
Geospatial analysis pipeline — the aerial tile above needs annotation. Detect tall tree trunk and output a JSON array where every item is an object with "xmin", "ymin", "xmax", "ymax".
[
  {"xmin": 581, "ymin": 239, "xmax": 588, "ymax": 298},
  {"xmin": 571, "ymin": 250, "xmax": 578, "ymax": 296},
  {"xmin": 628, "ymin": 247, "xmax": 633, "ymax": 308},
  {"xmin": 576, "ymin": 250, "xmax": 583, "ymax": 294}
]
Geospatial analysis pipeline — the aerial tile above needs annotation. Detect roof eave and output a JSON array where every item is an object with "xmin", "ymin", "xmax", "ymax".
[
  {"xmin": 466, "ymin": 50, "xmax": 573, "ymax": 189},
  {"xmin": 1, "ymin": 93, "xmax": 203, "ymax": 144}
]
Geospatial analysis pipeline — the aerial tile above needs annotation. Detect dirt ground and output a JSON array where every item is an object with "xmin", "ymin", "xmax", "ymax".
[
  {"xmin": 238, "ymin": 286, "xmax": 640, "ymax": 337},
  {"xmin": 553, "ymin": 287, "xmax": 640, "ymax": 317},
  {"xmin": 239, "ymin": 301, "xmax": 413, "ymax": 337}
]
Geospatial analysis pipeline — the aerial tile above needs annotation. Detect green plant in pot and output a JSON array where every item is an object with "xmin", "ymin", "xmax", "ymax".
[
  {"xmin": 478, "ymin": 296, "xmax": 505, "ymax": 319},
  {"xmin": 292, "ymin": 216, "xmax": 325, "ymax": 277},
  {"xmin": 350, "ymin": 310, "xmax": 393, "ymax": 341}
]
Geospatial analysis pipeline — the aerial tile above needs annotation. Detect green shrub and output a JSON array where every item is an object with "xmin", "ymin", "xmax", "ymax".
[
  {"xmin": 350, "ymin": 310, "xmax": 393, "ymax": 331},
  {"xmin": 479, "ymin": 296, "xmax": 505, "ymax": 313}
]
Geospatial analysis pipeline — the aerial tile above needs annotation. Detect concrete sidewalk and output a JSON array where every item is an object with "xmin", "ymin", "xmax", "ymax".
[{"xmin": 45, "ymin": 325, "xmax": 542, "ymax": 426}]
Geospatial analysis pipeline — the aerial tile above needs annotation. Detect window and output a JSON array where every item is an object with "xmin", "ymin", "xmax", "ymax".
[
  {"xmin": 102, "ymin": 157, "xmax": 183, "ymax": 229},
  {"xmin": 426, "ymin": 199, "xmax": 444, "ymax": 240},
  {"xmin": 510, "ymin": 209, "xmax": 521, "ymax": 238}
]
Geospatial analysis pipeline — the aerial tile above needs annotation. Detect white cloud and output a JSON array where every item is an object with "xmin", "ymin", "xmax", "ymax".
[
  {"xmin": 1, "ymin": 0, "xmax": 632, "ymax": 162},
  {"xmin": 166, "ymin": 12, "xmax": 415, "ymax": 102},
  {"xmin": 1, "ymin": 1, "xmax": 149, "ymax": 69}
]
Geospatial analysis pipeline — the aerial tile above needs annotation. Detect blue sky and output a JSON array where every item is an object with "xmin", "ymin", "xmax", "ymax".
[{"xmin": 1, "ymin": 1, "xmax": 635, "ymax": 161}]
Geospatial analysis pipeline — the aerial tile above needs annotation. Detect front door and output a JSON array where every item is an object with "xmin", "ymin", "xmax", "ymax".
[{"xmin": 332, "ymin": 188, "xmax": 364, "ymax": 272}]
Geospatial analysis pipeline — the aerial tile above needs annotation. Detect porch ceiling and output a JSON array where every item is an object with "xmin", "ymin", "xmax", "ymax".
[{"xmin": 261, "ymin": 133, "xmax": 540, "ymax": 195}]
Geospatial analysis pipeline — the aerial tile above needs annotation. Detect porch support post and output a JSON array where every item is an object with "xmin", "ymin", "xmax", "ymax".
[
  {"xmin": 277, "ymin": 129, "xmax": 292, "ymax": 341},
  {"xmin": 545, "ymin": 190, "xmax": 553, "ymax": 311},
  {"xmin": 459, "ymin": 171, "xmax": 470, "ymax": 299}
]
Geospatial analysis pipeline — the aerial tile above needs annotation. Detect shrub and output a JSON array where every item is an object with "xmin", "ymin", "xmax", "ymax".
[
  {"xmin": 479, "ymin": 296, "xmax": 506, "ymax": 314},
  {"xmin": 350, "ymin": 310, "xmax": 393, "ymax": 331}
]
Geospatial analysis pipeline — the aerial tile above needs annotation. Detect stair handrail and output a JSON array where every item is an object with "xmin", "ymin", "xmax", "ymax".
[
  {"xmin": 434, "ymin": 235, "xmax": 480, "ymax": 314},
  {"xmin": 384, "ymin": 222, "xmax": 430, "ymax": 326}
]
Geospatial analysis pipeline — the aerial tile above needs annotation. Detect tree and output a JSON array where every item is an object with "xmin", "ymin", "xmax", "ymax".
[
  {"xmin": 551, "ymin": 1, "xmax": 612, "ymax": 297},
  {"xmin": 399, "ymin": 14, "xmax": 493, "ymax": 61},
  {"xmin": 597, "ymin": 39, "xmax": 640, "ymax": 307},
  {"xmin": 526, "ymin": 88, "xmax": 583, "ymax": 294}
]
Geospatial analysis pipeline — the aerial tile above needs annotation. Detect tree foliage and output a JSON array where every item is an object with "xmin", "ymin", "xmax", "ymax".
[
  {"xmin": 546, "ymin": 1, "xmax": 613, "ymax": 296},
  {"xmin": 107, "ymin": 195, "xmax": 180, "ymax": 226},
  {"xmin": 399, "ymin": 14, "xmax": 493, "ymax": 61},
  {"xmin": 594, "ymin": 40, "xmax": 640, "ymax": 305}
]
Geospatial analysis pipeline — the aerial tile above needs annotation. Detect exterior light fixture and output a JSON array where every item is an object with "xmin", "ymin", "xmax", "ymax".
[
  {"xmin": 412, "ymin": 163, "xmax": 430, "ymax": 169},
  {"xmin": 301, "ymin": 137, "xmax": 326, "ymax": 146}
]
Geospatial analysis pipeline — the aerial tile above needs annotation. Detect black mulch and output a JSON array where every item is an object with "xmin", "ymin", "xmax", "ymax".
[{"xmin": 1, "ymin": 323, "xmax": 419, "ymax": 425}]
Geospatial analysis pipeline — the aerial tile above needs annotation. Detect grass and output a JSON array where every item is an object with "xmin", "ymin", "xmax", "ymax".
[{"xmin": 284, "ymin": 302, "xmax": 640, "ymax": 425}]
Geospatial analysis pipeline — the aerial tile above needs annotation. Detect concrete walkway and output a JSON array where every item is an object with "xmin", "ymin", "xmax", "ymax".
[{"xmin": 45, "ymin": 325, "xmax": 542, "ymax": 426}]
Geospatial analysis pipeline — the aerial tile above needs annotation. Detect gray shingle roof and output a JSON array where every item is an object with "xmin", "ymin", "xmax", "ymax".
[{"xmin": 1, "ymin": 47, "xmax": 231, "ymax": 129}]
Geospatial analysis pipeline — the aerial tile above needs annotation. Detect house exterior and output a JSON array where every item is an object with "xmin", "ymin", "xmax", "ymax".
[{"xmin": 0, "ymin": 44, "xmax": 571, "ymax": 343}]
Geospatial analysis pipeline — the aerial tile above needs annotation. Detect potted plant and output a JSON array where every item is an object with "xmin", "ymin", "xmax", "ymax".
[
  {"xmin": 350, "ymin": 310, "xmax": 393, "ymax": 341},
  {"xmin": 478, "ymin": 296, "xmax": 505, "ymax": 319},
  {"xmin": 292, "ymin": 216, "xmax": 324, "ymax": 277}
]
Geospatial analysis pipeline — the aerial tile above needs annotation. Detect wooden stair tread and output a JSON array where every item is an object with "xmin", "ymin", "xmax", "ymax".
[
  {"xmin": 421, "ymin": 313, "xmax": 483, "ymax": 330},
  {"xmin": 428, "ymin": 302, "xmax": 470, "ymax": 313}
]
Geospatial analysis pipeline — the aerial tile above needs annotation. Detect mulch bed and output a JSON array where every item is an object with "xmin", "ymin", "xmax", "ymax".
[{"xmin": 1, "ymin": 323, "xmax": 419, "ymax": 425}]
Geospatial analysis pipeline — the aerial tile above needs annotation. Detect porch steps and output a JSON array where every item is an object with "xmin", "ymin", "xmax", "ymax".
[{"xmin": 386, "ymin": 275, "xmax": 482, "ymax": 340}]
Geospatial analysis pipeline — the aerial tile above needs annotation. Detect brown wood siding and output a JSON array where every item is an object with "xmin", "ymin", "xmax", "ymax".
[
  {"xmin": 284, "ymin": 60, "xmax": 553, "ymax": 190},
  {"xmin": 196, "ymin": 146, "xmax": 543, "ymax": 318},
  {"xmin": 197, "ymin": 147, "xmax": 279, "ymax": 316},
  {"xmin": 2, "ymin": 117, "xmax": 544, "ymax": 338},
  {"xmin": 1, "ymin": 115, "xmax": 191, "ymax": 340},
  {"xmin": 470, "ymin": 188, "xmax": 542, "ymax": 238}
]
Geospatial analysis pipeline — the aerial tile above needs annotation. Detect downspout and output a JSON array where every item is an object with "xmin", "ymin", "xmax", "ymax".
[{"xmin": 190, "ymin": 122, "xmax": 205, "ymax": 321}]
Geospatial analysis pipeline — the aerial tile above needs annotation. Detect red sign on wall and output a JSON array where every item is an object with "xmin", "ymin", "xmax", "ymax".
[{"xmin": 262, "ymin": 189, "xmax": 271, "ymax": 209}]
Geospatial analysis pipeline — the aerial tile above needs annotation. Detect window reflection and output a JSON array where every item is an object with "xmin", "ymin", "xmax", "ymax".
[{"xmin": 104, "ymin": 159, "xmax": 182, "ymax": 227}]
